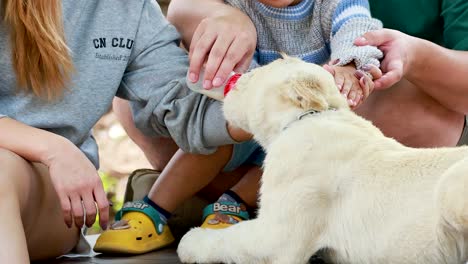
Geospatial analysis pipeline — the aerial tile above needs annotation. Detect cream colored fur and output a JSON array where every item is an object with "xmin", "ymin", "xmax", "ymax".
[{"xmin": 177, "ymin": 57, "xmax": 468, "ymax": 264}]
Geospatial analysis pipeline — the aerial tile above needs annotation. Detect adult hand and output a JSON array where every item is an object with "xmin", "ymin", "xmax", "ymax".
[
  {"xmin": 188, "ymin": 11, "xmax": 257, "ymax": 89},
  {"xmin": 354, "ymin": 29, "xmax": 415, "ymax": 90},
  {"xmin": 44, "ymin": 138, "xmax": 109, "ymax": 229}
]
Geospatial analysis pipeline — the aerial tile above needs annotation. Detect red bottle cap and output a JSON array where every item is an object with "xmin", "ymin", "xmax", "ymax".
[{"xmin": 224, "ymin": 73, "xmax": 242, "ymax": 97}]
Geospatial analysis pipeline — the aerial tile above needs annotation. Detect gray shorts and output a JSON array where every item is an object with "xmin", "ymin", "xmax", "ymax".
[{"xmin": 457, "ymin": 116, "xmax": 468, "ymax": 146}]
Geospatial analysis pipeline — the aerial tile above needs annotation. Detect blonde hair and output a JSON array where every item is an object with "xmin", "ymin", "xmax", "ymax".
[{"xmin": 4, "ymin": 0, "xmax": 73, "ymax": 99}]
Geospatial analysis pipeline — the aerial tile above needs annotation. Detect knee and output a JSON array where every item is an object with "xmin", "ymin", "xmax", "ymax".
[
  {"xmin": 113, "ymin": 98, "xmax": 178, "ymax": 170},
  {"xmin": 143, "ymin": 137, "xmax": 178, "ymax": 170},
  {"xmin": 0, "ymin": 148, "xmax": 41, "ymax": 208},
  {"xmin": 112, "ymin": 98, "xmax": 141, "ymax": 139},
  {"xmin": 112, "ymin": 98, "xmax": 158, "ymax": 151},
  {"xmin": 30, "ymin": 228, "xmax": 80, "ymax": 261}
]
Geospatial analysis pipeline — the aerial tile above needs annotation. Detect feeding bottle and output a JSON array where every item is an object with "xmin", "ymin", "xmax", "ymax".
[{"xmin": 186, "ymin": 69, "xmax": 241, "ymax": 101}]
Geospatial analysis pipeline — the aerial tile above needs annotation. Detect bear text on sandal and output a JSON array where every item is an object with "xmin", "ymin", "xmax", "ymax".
[
  {"xmin": 201, "ymin": 201, "xmax": 250, "ymax": 229},
  {"xmin": 93, "ymin": 200, "xmax": 174, "ymax": 254}
]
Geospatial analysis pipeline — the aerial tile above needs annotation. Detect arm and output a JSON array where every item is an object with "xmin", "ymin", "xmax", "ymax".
[
  {"xmin": 324, "ymin": 0, "xmax": 383, "ymax": 69},
  {"xmin": 321, "ymin": 0, "xmax": 383, "ymax": 107},
  {"xmin": 0, "ymin": 117, "xmax": 61, "ymax": 165},
  {"xmin": 354, "ymin": 0, "xmax": 468, "ymax": 113},
  {"xmin": 167, "ymin": 0, "xmax": 257, "ymax": 89},
  {"xmin": 167, "ymin": 0, "xmax": 234, "ymax": 48},
  {"xmin": 119, "ymin": 0, "xmax": 248, "ymax": 155},
  {"xmin": 410, "ymin": 42, "xmax": 468, "ymax": 113},
  {"xmin": 0, "ymin": 117, "xmax": 109, "ymax": 229},
  {"xmin": 356, "ymin": 30, "xmax": 468, "ymax": 113}
]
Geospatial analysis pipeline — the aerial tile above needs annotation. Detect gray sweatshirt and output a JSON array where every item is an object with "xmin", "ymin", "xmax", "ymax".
[{"xmin": 0, "ymin": 0, "xmax": 235, "ymax": 168}]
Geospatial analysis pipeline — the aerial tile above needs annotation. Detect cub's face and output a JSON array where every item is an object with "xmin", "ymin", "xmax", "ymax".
[{"xmin": 223, "ymin": 56, "xmax": 348, "ymax": 133}]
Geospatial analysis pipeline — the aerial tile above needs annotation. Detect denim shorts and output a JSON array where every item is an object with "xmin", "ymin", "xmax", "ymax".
[
  {"xmin": 458, "ymin": 116, "xmax": 468, "ymax": 146},
  {"xmin": 223, "ymin": 140, "xmax": 265, "ymax": 172}
]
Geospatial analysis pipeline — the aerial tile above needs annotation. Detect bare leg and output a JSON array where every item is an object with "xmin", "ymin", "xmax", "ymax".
[
  {"xmin": 114, "ymin": 98, "xmax": 261, "ymax": 210},
  {"xmin": 148, "ymin": 146, "xmax": 233, "ymax": 212},
  {"xmin": 177, "ymin": 163, "xmax": 329, "ymax": 264},
  {"xmin": 198, "ymin": 166, "xmax": 251, "ymax": 201},
  {"xmin": 230, "ymin": 166, "xmax": 262, "ymax": 207},
  {"xmin": 0, "ymin": 149, "xmax": 79, "ymax": 263},
  {"xmin": 113, "ymin": 98, "xmax": 178, "ymax": 170},
  {"xmin": 178, "ymin": 206, "xmax": 317, "ymax": 264}
]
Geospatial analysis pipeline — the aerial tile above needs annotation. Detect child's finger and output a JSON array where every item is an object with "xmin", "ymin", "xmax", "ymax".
[
  {"xmin": 323, "ymin": 64, "xmax": 336, "ymax": 76},
  {"xmin": 360, "ymin": 75, "xmax": 374, "ymax": 99},
  {"xmin": 335, "ymin": 74, "xmax": 345, "ymax": 92},
  {"xmin": 361, "ymin": 64, "xmax": 382, "ymax": 80},
  {"xmin": 354, "ymin": 70, "xmax": 369, "ymax": 97},
  {"xmin": 341, "ymin": 77, "xmax": 352, "ymax": 98},
  {"xmin": 355, "ymin": 71, "xmax": 372, "ymax": 98},
  {"xmin": 348, "ymin": 89, "xmax": 358, "ymax": 106},
  {"xmin": 357, "ymin": 92, "xmax": 364, "ymax": 106}
]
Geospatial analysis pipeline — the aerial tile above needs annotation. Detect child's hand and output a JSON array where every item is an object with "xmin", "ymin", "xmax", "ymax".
[
  {"xmin": 188, "ymin": 11, "xmax": 257, "ymax": 89},
  {"xmin": 324, "ymin": 64, "xmax": 376, "ymax": 109}
]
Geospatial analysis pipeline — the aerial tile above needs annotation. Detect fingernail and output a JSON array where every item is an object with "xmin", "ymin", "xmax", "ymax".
[
  {"xmin": 362, "ymin": 77, "xmax": 367, "ymax": 85},
  {"xmin": 358, "ymin": 37, "xmax": 367, "ymax": 43},
  {"xmin": 203, "ymin": 80, "xmax": 212, "ymax": 89},
  {"xmin": 189, "ymin": 72, "xmax": 197, "ymax": 83},
  {"xmin": 212, "ymin": 77, "xmax": 223, "ymax": 87},
  {"xmin": 354, "ymin": 71, "xmax": 365, "ymax": 79},
  {"xmin": 361, "ymin": 64, "xmax": 372, "ymax": 72}
]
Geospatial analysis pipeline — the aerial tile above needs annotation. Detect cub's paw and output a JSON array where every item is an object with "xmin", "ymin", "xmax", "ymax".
[{"xmin": 177, "ymin": 228, "xmax": 214, "ymax": 263}]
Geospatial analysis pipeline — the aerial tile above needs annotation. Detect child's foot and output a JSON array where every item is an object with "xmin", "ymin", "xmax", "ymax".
[
  {"xmin": 94, "ymin": 200, "xmax": 174, "ymax": 254},
  {"xmin": 201, "ymin": 191, "xmax": 250, "ymax": 229}
]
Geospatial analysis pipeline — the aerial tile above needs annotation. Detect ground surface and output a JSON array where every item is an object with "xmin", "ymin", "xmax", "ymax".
[
  {"xmin": 31, "ymin": 235, "xmax": 327, "ymax": 264},
  {"xmin": 32, "ymin": 235, "xmax": 182, "ymax": 264},
  {"xmin": 34, "ymin": 249, "xmax": 182, "ymax": 264},
  {"xmin": 34, "ymin": 248, "xmax": 330, "ymax": 264}
]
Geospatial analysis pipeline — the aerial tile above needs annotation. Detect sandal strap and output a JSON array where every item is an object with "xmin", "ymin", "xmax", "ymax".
[
  {"xmin": 202, "ymin": 201, "xmax": 249, "ymax": 221},
  {"xmin": 115, "ymin": 200, "xmax": 164, "ymax": 235}
]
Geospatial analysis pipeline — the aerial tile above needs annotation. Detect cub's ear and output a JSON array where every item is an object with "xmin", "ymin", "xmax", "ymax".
[
  {"xmin": 279, "ymin": 52, "xmax": 289, "ymax": 59},
  {"xmin": 280, "ymin": 75, "xmax": 329, "ymax": 110}
]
